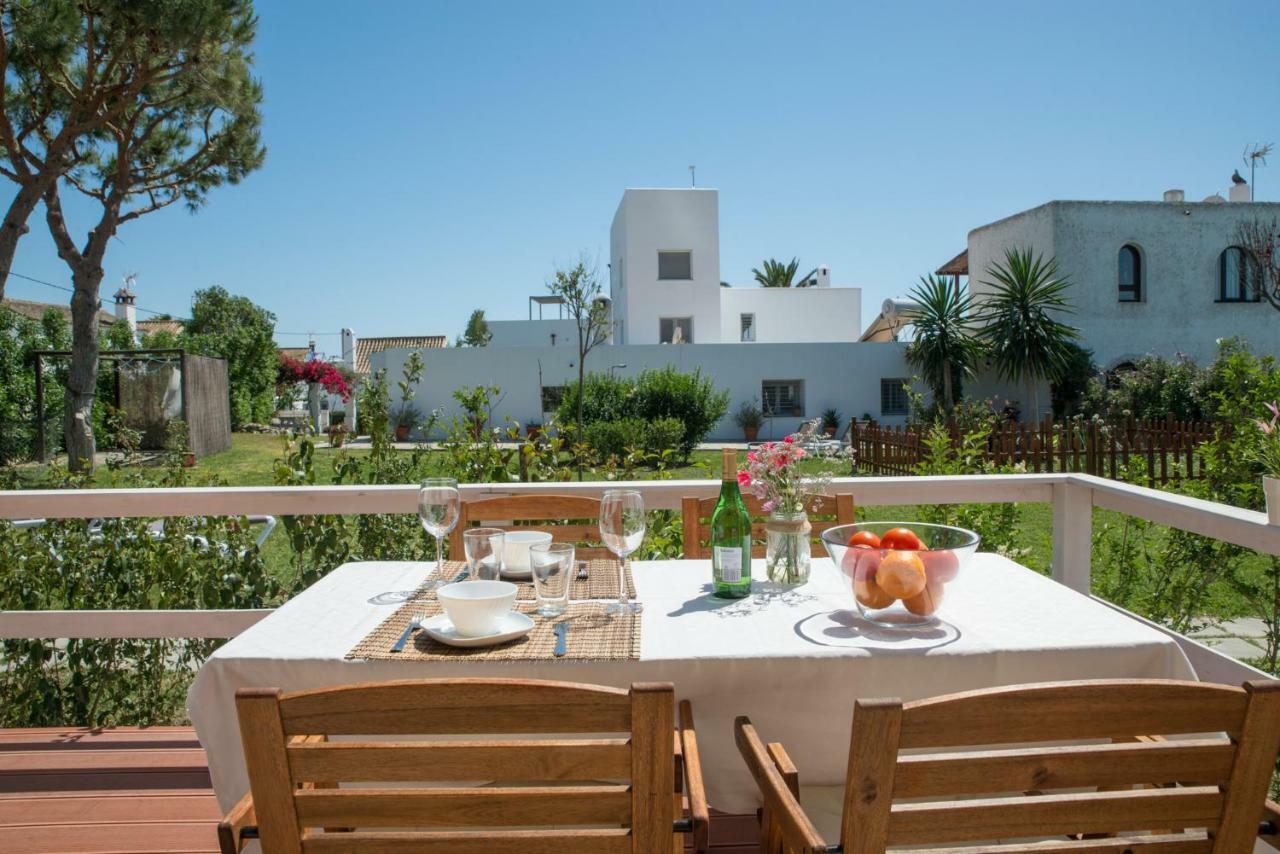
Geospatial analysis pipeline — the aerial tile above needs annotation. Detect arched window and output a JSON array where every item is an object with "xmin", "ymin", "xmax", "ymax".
[
  {"xmin": 1118, "ymin": 245, "xmax": 1141, "ymax": 302},
  {"xmin": 1218, "ymin": 246, "xmax": 1258, "ymax": 302}
]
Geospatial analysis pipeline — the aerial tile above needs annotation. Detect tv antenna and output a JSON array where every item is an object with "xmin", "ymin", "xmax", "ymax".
[
  {"xmin": 123, "ymin": 272, "xmax": 137, "ymax": 289},
  {"xmin": 689, "ymin": 165, "xmax": 696, "ymax": 187},
  {"xmin": 1243, "ymin": 143, "xmax": 1273, "ymax": 196}
]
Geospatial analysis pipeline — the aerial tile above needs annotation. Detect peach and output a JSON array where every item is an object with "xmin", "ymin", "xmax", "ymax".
[
  {"xmin": 854, "ymin": 574, "xmax": 895, "ymax": 609},
  {"xmin": 903, "ymin": 581, "xmax": 945, "ymax": 616},
  {"xmin": 876, "ymin": 551, "xmax": 927, "ymax": 599}
]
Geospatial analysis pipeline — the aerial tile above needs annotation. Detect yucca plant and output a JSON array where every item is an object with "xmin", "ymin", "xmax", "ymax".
[
  {"xmin": 752, "ymin": 257, "xmax": 817, "ymax": 288},
  {"xmin": 977, "ymin": 248, "xmax": 1080, "ymax": 420},
  {"xmin": 905, "ymin": 275, "xmax": 985, "ymax": 415}
]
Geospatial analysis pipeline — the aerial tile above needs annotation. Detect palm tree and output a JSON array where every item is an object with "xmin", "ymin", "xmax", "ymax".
[
  {"xmin": 905, "ymin": 275, "xmax": 985, "ymax": 414},
  {"xmin": 752, "ymin": 257, "xmax": 817, "ymax": 288},
  {"xmin": 977, "ymin": 247, "xmax": 1080, "ymax": 420}
]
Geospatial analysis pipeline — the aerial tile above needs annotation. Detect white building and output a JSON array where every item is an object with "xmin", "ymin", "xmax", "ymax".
[{"xmin": 960, "ymin": 189, "xmax": 1280, "ymax": 369}]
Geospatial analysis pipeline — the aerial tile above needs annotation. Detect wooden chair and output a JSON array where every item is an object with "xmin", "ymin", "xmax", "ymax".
[
  {"xmin": 736, "ymin": 678, "xmax": 1280, "ymax": 853},
  {"xmin": 219, "ymin": 678, "xmax": 709, "ymax": 853},
  {"xmin": 447, "ymin": 494, "xmax": 609, "ymax": 561},
  {"xmin": 682, "ymin": 492, "xmax": 854, "ymax": 559}
]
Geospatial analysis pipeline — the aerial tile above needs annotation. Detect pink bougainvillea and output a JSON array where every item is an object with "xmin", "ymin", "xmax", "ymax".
[{"xmin": 278, "ymin": 356, "xmax": 353, "ymax": 402}]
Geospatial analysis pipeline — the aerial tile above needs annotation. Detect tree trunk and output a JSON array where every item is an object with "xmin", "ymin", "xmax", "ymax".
[
  {"xmin": 65, "ymin": 266, "xmax": 104, "ymax": 472},
  {"xmin": 1027, "ymin": 378, "xmax": 1039, "ymax": 424},
  {"xmin": 942, "ymin": 359, "xmax": 954, "ymax": 414},
  {"xmin": 0, "ymin": 180, "xmax": 47, "ymax": 300}
]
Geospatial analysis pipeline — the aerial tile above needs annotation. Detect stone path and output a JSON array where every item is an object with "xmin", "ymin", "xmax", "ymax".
[{"xmin": 1188, "ymin": 618, "xmax": 1271, "ymax": 663}]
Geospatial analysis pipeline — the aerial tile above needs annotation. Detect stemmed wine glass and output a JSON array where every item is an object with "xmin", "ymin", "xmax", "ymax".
[
  {"xmin": 418, "ymin": 477, "xmax": 461, "ymax": 589},
  {"xmin": 600, "ymin": 489, "xmax": 645, "ymax": 615}
]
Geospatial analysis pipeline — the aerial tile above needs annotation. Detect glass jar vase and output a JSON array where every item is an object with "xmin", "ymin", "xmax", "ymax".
[{"xmin": 765, "ymin": 510, "xmax": 811, "ymax": 586}]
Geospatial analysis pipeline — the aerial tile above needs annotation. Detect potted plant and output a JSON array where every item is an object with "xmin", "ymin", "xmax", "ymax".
[
  {"xmin": 1252, "ymin": 401, "xmax": 1280, "ymax": 525},
  {"xmin": 734, "ymin": 400, "xmax": 762, "ymax": 442},
  {"xmin": 391, "ymin": 403, "xmax": 422, "ymax": 442},
  {"xmin": 821, "ymin": 407, "xmax": 842, "ymax": 438}
]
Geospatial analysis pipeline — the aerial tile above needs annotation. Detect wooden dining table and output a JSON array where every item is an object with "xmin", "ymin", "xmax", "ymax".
[{"xmin": 187, "ymin": 553, "xmax": 1197, "ymax": 814}]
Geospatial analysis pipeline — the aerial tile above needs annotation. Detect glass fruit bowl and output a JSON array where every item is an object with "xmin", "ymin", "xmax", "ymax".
[{"xmin": 821, "ymin": 522, "xmax": 980, "ymax": 627}]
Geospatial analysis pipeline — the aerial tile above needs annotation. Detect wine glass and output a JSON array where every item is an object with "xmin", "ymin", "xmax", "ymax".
[
  {"xmin": 599, "ymin": 489, "xmax": 645, "ymax": 615},
  {"xmin": 419, "ymin": 477, "xmax": 460, "ymax": 589}
]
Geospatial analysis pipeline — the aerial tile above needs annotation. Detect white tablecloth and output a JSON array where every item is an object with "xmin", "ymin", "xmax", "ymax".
[{"xmin": 188, "ymin": 554, "xmax": 1196, "ymax": 812}]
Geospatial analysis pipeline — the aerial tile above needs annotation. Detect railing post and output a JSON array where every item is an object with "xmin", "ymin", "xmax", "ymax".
[{"xmin": 1052, "ymin": 480, "xmax": 1093, "ymax": 594}]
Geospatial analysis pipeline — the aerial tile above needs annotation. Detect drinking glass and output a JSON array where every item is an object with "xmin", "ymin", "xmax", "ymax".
[
  {"xmin": 530, "ymin": 542, "xmax": 574, "ymax": 617},
  {"xmin": 418, "ymin": 477, "xmax": 460, "ymax": 589},
  {"xmin": 599, "ymin": 489, "xmax": 645, "ymax": 615},
  {"xmin": 463, "ymin": 527, "xmax": 505, "ymax": 581}
]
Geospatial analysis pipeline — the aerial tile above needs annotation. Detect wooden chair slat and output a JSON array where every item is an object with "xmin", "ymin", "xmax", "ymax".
[
  {"xmin": 293, "ymin": 785, "xmax": 630, "ymax": 828},
  {"xmin": 899, "ymin": 680, "xmax": 1249, "ymax": 748},
  {"xmin": 842, "ymin": 699, "xmax": 902, "ymax": 854},
  {"xmin": 300, "ymin": 827, "xmax": 631, "ymax": 854},
  {"xmin": 630, "ymin": 683, "xmax": 675, "ymax": 854},
  {"xmin": 893, "ymin": 738, "xmax": 1236, "ymax": 798},
  {"xmin": 906, "ymin": 833, "xmax": 1212, "ymax": 853},
  {"xmin": 1210, "ymin": 680, "xmax": 1280, "ymax": 852},
  {"xmin": 287, "ymin": 739, "xmax": 631, "ymax": 783},
  {"xmin": 279, "ymin": 678, "xmax": 631, "ymax": 736},
  {"xmin": 887, "ymin": 787, "xmax": 1224, "ymax": 846},
  {"xmin": 682, "ymin": 491, "xmax": 855, "ymax": 559},
  {"xmin": 235, "ymin": 689, "xmax": 303, "ymax": 854},
  {"xmin": 448, "ymin": 495, "xmax": 605, "ymax": 559}
]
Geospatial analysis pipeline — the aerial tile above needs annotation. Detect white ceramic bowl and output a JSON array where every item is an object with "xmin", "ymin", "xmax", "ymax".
[
  {"xmin": 502, "ymin": 530, "xmax": 554, "ymax": 573},
  {"xmin": 436, "ymin": 580, "xmax": 518, "ymax": 638}
]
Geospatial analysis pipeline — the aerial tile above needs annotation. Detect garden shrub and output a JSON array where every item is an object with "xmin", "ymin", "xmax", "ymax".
[
  {"xmin": 1079, "ymin": 352, "xmax": 1211, "ymax": 423},
  {"xmin": 0, "ymin": 306, "xmax": 69, "ymax": 464},
  {"xmin": 582, "ymin": 416, "xmax": 684, "ymax": 459},
  {"xmin": 558, "ymin": 367, "xmax": 727, "ymax": 459}
]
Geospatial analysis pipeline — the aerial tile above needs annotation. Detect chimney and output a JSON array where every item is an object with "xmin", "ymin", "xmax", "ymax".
[
  {"xmin": 1162, "ymin": 189, "xmax": 1185, "ymax": 203},
  {"xmin": 1229, "ymin": 182, "xmax": 1252, "ymax": 203},
  {"xmin": 340, "ymin": 328, "xmax": 357, "ymax": 370},
  {"xmin": 112, "ymin": 284, "xmax": 137, "ymax": 335},
  {"xmin": 815, "ymin": 265, "xmax": 831, "ymax": 288}
]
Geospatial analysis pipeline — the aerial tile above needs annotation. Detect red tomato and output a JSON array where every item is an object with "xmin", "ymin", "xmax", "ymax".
[
  {"xmin": 921, "ymin": 549, "xmax": 960, "ymax": 583},
  {"xmin": 880, "ymin": 527, "xmax": 923, "ymax": 551},
  {"xmin": 846, "ymin": 530, "xmax": 882, "ymax": 549}
]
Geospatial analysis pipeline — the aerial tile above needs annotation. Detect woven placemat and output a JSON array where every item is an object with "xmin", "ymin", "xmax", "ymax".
[
  {"xmin": 423, "ymin": 559, "xmax": 636, "ymax": 601},
  {"xmin": 346, "ymin": 600, "xmax": 640, "ymax": 662}
]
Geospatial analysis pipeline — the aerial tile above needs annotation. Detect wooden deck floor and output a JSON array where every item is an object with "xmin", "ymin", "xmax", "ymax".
[{"xmin": 0, "ymin": 726, "xmax": 760, "ymax": 853}]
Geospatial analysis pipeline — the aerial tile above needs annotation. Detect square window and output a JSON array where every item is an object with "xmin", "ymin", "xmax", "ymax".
[
  {"xmin": 880, "ymin": 379, "xmax": 909, "ymax": 416},
  {"xmin": 659, "ymin": 317, "xmax": 694, "ymax": 344},
  {"xmin": 762, "ymin": 380, "xmax": 803, "ymax": 417},
  {"xmin": 658, "ymin": 250, "xmax": 692, "ymax": 280},
  {"xmin": 740, "ymin": 313, "xmax": 755, "ymax": 342},
  {"xmin": 540, "ymin": 385, "xmax": 566, "ymax": 413}
]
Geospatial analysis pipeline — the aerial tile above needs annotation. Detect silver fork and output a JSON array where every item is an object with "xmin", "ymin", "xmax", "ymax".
[
  {"xmin": 576, "ymin": 560, "xmax": 589, "ymax": 580},
  {"xmin": 391, "ymin": 611, "xmax": 427, "ymax": 653}
]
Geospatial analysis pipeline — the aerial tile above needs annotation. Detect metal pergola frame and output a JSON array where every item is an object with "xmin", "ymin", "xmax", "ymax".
[{"xmin": 30, "ymin": 348, "xmax": 187, "ymax": 463}]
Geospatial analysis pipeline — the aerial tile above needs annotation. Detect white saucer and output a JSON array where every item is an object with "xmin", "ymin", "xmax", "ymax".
[{"xmin": 420, "ymin": 611, "xmax": 535, "ymax": 647}]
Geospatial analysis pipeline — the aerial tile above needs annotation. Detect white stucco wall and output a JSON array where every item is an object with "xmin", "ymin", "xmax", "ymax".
[
  {"xmin": 718, "ymin": 286, "xmax": 863, "ymax": 343},
  {"xmin": 487, "ymin": 319, "xmax": 578, "ymax": 348},
  {"xmin": 609, "ymin": 189, "xmax": 722, "ymax": 345},
  {"xmin": 372, "ymin": 341, "xmax": 919, "ymax": 441},
  {"xmin": 968, "ymin": 200, "xmax": 1280, "ymax": 369}
]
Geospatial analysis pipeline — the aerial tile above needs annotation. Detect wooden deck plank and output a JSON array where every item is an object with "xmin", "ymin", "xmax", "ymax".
[
  {"xmin": 0, "ymin": 748, "xmax": 209, "ymax": 772},
  {"xmin": 0, "ymin": 821, "xmax": 221, "ymax": 854},
  {"xmin": 0, "ymin": 791, "xmax": 220, "ymax": 825}
]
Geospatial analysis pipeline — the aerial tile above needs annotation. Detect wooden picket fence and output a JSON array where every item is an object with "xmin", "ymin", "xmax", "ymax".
[{"xmin": 848, "ymin": 414, "xmax": 1221, "ymax": 485}]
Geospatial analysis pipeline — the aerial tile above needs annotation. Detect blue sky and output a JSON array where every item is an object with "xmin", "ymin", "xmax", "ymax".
[{"xmin": 6, "ymin": 1, "xmax": 1279, "ymax": 356}]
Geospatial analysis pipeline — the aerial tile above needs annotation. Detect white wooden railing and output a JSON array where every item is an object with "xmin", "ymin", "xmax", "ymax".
[{"xmin": 1, "ymin": 473, "xmax": 1277, "ymax": 685}]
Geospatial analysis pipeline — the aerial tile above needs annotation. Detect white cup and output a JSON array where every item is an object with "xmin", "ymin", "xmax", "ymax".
[
  {"xmin": 436, "ymin": 580, "xmax": 517, "ymax": 637},
  {"xmin": 502, "ymin": 530, "xmax": 554, "ymax": 573}
]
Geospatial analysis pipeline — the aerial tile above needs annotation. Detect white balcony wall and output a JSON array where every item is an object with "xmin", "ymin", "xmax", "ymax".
[
  {"xmin": 487, "ymin": 319, "xmax": 580, "ymax": 348},
  {"xmin": 719, "ymin": 287, "xmax": 863, "ymax": 343}
]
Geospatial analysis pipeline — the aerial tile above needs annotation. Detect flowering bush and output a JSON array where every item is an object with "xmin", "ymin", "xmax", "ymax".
[
  {"xmin": 1252, "ymin": 401, "xmax": 1280, "ymax": 478},
  {"xmin": 738, "ymin": 425, "xmax": 841, "ymax": 514},
  {"xmin": 277, "ymin": 356, "xmax": 353, "ymax": 402}
]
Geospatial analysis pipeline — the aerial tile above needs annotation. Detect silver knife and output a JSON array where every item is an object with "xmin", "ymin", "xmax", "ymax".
[
  {"xmin": 450, "ymin": 566, "xmax": 468, "ymax": 583},
  {"xmin": 552, "ymin": 621, "xmax": 568, "ymax": 657}
]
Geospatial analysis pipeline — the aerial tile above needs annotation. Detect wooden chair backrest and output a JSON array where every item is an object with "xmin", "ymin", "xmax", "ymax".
[
  {"xmin": 837, "ymin": 679, "xmax": 1280, "ymax": 853},
  {"xmin": 236, "ymin": 678, "xmax": 675, "ymax": 854},
  {"xmin": 681, "ymin": 492, "xmax": 854, "ymax": 559},
  {"xmin": 447, "ymin": 494, "xmax": 609, "ymax": 561}
]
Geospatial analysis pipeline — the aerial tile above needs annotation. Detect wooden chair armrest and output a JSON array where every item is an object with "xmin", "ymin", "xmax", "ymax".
[
  {"xmin": 216, "ymin": 791, "xmax": 256, "ymax": 854},
  {"xmin": 734, "ymin": 715, "xmax": 827, "ymax": 851},
  {"xmin": 678, "ymin": 699, "xmax": 710, "ymax": 853},
  {"xmin": 1261, "ymin": 799, "xmax": 1280, "ymax": 851},
  {"xmin": 767, "ymin": 740, "xmax": 800, "ymax": 797}
]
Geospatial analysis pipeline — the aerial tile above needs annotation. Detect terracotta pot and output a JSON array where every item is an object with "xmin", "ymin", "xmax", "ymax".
[
  {"xmin": 394, "ymin": 425, "xmax": 410, "ymax": 442},
  {"xmin": 329, "ymin": 431, "xmax": 345, "ymax": 448},
  {"xmin": 823, "ymin": 426, "xmax": 837, "ymax": 437},
  {"xmin": 743, "ymin": 426, "xmax": 759, "ymax": 441},
  {"xmin": 526, "ymin": 426, "xmax": 541, "ymax": 441},
  {"xmin": 182, "ymin": 452, "xmax": 196, "ymax": 468},
  {"xmin": 1266, "ymin": 476, "xmax": 1280, "ymax": 526}
]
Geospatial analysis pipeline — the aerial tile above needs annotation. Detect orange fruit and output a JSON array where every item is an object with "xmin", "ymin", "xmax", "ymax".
[
  {"xmin": 903, "ymin": 581, "xmax": 944, "ymax": 616},
  {"xmin": 854, "ymin": 574, "xmax": 895, "ymax": 609},
  {"xmin": 876, "ymin": 551, "xmax": 927, "ymax": 599}
]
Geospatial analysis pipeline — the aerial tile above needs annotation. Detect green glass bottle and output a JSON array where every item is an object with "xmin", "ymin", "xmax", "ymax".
[{"xmin": 711, "ymin": 448, "xmax": 752, "ymax": 599}]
